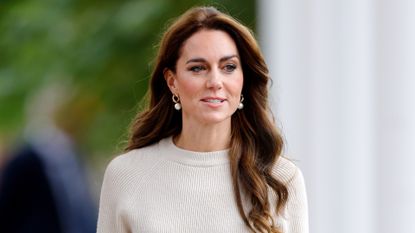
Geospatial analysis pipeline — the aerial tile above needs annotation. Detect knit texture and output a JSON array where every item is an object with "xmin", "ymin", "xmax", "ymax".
[{"xmin": 97, "ymin": 137, "xmax": 309, "ymax": 233}]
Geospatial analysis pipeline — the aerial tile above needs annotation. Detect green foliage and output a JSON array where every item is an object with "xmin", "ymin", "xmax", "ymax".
[{"xmin": 0, "ymin": 0, "xmax": 255, "ymax": 161}]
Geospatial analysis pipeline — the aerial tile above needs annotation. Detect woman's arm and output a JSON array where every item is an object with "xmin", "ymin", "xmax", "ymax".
[
  {"xmin": 286, "ymin": 168, "xmax": 309, "ymax": 233},
  {"xmin": 96, "ymin": 158, "xmax": 130, "ymax": 233}
]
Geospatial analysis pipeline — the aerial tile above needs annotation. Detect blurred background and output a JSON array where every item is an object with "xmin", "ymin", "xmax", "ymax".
[
  {"xmin": 1, "ymin": 0, "xmax": 414, "ymax": 233},
  {"xmin": 0, "ymin": 1, "xmax": 255, "ymax": 233},
  {"xmin": 0, "ymin": 0, "xmax": 255, "ymax": 178}
]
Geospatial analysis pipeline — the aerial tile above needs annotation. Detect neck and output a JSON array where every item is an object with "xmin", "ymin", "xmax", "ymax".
[{"xmin": 175, "ymin": 120, "xmax": 231, "ymax": 152}]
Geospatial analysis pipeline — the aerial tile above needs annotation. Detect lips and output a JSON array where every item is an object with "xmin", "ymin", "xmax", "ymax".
[{"xmin": 201, "ymin": 97, "xmax": 226, "ymax": 103}]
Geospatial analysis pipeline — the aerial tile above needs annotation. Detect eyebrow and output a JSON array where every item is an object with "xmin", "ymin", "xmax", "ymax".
[{"xmin": 185, "ymin": 55, "xmax": 239, "ymax": 64}]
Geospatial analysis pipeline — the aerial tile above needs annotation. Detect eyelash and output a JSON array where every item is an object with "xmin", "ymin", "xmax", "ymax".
[
  {"xmin": 223, "ymin": 64, "xmax": 237, "ymax": 73},
  {"xmin": 188, "ymin": 65, "xmax": 206, "ymax": 72},
  {"xmin": 188, "ymin": 64, "xmax": 237, "ymax": 73}
]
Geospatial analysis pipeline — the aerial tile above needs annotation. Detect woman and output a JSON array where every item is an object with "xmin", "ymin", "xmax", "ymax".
[{"xmin": 97, "ymin": 6, "xmax": 308, "ymax": 233}]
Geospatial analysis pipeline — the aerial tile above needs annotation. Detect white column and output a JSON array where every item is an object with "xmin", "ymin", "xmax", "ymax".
[
  {"xmin": 376, "ymin": 1, "xmax": 415, "ymax": 232},
  {"xmin": 258, "ymin": 1, "xmax": 375, "ymax": 233}
]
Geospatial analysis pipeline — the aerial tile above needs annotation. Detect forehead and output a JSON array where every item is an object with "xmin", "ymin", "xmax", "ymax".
[{"xmin": 179, "ymin": 29, "xmax": 239, "ymax": 61}]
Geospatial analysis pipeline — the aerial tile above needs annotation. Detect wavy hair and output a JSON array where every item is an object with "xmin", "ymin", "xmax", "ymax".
[{"xmin": 126, "ymin": 6, "xmax": 288, "ymax": 233}]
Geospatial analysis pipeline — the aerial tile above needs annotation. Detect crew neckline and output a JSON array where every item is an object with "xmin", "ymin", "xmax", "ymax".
[{"xmin": 158, "ymin": 136, "xmax": 230, "ymax": 167}]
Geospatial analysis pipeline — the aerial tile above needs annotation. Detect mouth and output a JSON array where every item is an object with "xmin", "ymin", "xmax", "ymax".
[{"xmin": 201, "ymin": 98, "xmax": 226, "ymax": 103}]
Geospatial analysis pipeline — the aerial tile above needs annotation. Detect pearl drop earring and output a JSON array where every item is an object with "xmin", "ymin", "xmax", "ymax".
[
  {"xmin": 238, "ymin": 94, "xmax": 244, "ymax": 110},
  {"xmin": 172, "ymin": 94, "xmax": 181, "ymax": 110}
]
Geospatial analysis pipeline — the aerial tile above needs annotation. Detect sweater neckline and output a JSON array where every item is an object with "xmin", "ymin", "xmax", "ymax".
[{"xmin": 158, "ymin": 136, "xmax": 230, "ymax": 167}]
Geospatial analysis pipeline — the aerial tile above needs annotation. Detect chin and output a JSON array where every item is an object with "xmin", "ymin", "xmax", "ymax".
[{"xmin": 199, "ymin": 114, "xmax": 232, "ymax": 125}]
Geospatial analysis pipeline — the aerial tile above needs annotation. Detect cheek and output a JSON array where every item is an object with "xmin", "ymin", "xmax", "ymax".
[
  {"xmin": 231, "ymin": 73, "xmax": 244, "ymax": 95},
  {"xmin": 237, "ymin": 76, "xmax": 244, "ymax": 92},
  {"xmin": 176, "ymin": 78, "xmax": 201, "ymax": 99},
  {"xmin": 227, "ymin": 76, "xmax": 244, "ymax": 106}
]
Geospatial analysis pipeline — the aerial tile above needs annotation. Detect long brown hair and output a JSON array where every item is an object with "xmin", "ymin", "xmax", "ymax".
[{"xmin": 126, "ymin": 6, "xmax": 288, "ymax": 233}]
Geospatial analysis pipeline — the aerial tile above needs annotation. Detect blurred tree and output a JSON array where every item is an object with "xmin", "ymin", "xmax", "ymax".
[{"xmin": 0, "ymin": 0, "xmax": 255, "ymax": 163}]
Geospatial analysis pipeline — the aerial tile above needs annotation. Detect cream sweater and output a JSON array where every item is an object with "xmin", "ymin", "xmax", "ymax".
[{"xmin": 97, "ymin": 137, "xmax": 309, "ymax": 233}]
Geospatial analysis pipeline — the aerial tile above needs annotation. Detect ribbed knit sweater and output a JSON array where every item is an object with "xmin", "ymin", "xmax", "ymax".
[{"xmin": 97, "ymin": 137, "xmax": 309, "ymax": 233}]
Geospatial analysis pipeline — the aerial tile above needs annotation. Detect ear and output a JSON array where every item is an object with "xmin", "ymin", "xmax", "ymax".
[{"xmin": 163, "ymin": 68, "xmax": 178, "ymax": 94}]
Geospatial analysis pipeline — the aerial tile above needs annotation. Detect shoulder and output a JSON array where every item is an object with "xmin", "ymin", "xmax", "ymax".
[
  {"xmin": 108, "ymin": 142, "xmax": 159, "ymax": 166},
  {"xmin": 272, "ymin": 157, "xmax": 309, "ymax": 231},
  {"xmin": 271, "ymin": 157, "xmax": 307, "ymax": 196},
  {"xmin": 271, "ymin": 156, "xmax": 303, "ymax": 185},
  {"xmin": 102, "ymin": 142, "xmax": 162, "ymax": 186},
  {"xmin": 272, "ymin": 156, "xmax": 308, "ymax": 210}
]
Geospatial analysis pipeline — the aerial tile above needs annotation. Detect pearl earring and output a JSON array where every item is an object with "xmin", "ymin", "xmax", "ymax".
[
  {"xmin": 238, "ymin": 94, "xmax": 244, "ymax": 110},
  {"xmin": 172, "ymin": 94, "xmax": 181, "ymax": 110}
]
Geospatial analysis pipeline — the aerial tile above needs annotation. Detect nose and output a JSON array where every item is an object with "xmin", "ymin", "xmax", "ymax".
[{"xmin": 206, "ymin": 68, "xmax": 223, "ymax": 90}]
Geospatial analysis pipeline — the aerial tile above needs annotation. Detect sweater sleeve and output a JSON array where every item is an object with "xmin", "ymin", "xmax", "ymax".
[
  {"xmin": 96, "ymin": 157, "xmax": 130, "ymax": 233},
  {"xmin": 285, "ymin": 167, "xmax": 309, "ymax": 233}
]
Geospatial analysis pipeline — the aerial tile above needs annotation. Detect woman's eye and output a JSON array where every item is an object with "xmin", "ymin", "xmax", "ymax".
[
  {"xmin": 189, "ymin": 65, "xmax": 205, "ymax": 72},
  {"xmin": 224, "ymin": 64, "xmax": 237, "ymax": 73}
]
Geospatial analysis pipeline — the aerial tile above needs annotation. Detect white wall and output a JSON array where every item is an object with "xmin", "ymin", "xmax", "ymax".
[
  {"xmin": 376, "ymin": 0, "xmax": 415, "ymax": 232},
  {"xmin": 258, "ymin": 0, "xmax": 415, "ymax": 233}
]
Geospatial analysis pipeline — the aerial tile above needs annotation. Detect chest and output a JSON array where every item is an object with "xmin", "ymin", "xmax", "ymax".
[{"xmin": 118, "ymin": 163, "xmax": 251, "ymax": 232}]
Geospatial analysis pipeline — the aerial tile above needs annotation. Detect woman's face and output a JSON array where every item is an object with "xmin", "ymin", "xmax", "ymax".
[{"xmin": 165, "ymin": 29, "xmax": 244, "ymax": 126}]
